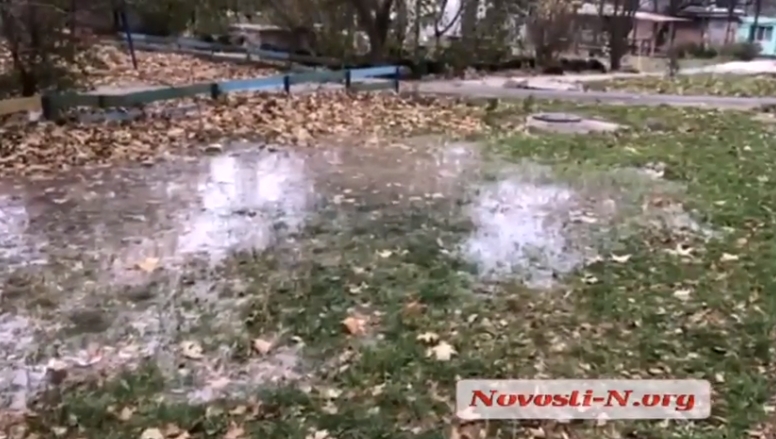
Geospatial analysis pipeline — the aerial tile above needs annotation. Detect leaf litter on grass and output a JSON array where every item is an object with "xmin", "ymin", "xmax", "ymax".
[
  {"xmin": 584, "ymin": 73, "xmax": 776, "ymax": 97},
  {"xmin": 2, "ymin": 102, "xmax": 769, "ymax": 439}
]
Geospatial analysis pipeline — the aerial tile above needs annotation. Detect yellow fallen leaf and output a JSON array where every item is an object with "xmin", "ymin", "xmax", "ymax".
[
  {"xmin": 139, "ymin": 428, "xmax": 165, "ymax": 439},
  {"xmin": 135, "ymin": 257, "xmax": 160, "ymax": 273},
  {"xmin": 306, "ymin": 430, "xmax": 332, "ymax": 439},
  {"xmin": 673, "ymin": 288, "xmax": 692, "ymax": 301},
  {"xmin": 377, "ymin": 250, "xmax": 393, "ymax": 258},
  {"xmin": 342, "ymin": 316, "xmax": 367, "ymax": 335},
  {"xmin": 163, "ymin": 424, "xmax": 184, "ymax": 437},
  {"xmin": 720, "ymin": 252, "xmax": 739, "ymax": 262},
  {"xmin": 427, "ymin": 341, "xmax": 456, "ymax": 361}
]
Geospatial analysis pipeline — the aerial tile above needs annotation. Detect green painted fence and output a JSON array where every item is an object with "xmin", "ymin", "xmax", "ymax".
[{"xmin": 41, "ymin": 65, "xmax": 400, "ymax": 120}]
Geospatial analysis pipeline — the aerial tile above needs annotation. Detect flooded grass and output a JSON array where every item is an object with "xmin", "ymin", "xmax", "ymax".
[{"xmin": 2, "ymin": 104, "xmax": 775, "ymax": 439}]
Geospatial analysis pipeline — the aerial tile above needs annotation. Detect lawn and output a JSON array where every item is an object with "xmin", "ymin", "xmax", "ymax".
[
  {"xmin": 584, "ymin": 73, "xmax": 776, "ymax": 97},
  {"xmin": 9, "ymin": 102, "xmax": 776, "ymax": 439}
]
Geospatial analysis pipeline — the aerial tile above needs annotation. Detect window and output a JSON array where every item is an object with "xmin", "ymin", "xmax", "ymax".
[{"xmin": 755, "ymin": 25, "xmax": 773, "ymax": 42}]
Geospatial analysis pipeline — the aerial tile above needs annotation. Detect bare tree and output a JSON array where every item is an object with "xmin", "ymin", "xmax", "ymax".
[
  {"xmin": 0, "ymin": 0, "xmax": 98, "ymax": 97},
  {"xmin": 348, "ymin": 0, "xmax": 396, "ymax": 61},
  {"xmin": 604, "ymin": 0, "xmax": 639, "ymax": 70},
  {"xmin": 525, "ymin": 0, "xmax": 577, "ymax": 67}
]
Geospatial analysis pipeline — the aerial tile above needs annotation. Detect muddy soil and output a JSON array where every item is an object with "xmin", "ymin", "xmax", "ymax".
[{"xmin": 0, "ymin": 136, "xmax": 711, "ymax": 409}]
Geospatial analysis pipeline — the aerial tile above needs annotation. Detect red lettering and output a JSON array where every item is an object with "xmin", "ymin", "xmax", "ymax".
[
  {"xmin": 675, "ymin": 394, "xmax": 694, "ymax": 411},
  {"xmin": 517, "ymin": 394, "xmax": 534, "ymax": 406},
  {"xmin": 469, "ymin": 390, "xmax": 496, "ymax": 407},
  {"xmin": 552, "ymin": 394, "xmax": 570, "ymax": 406},
  {"xmin": 496, "ymin": 393, "xmax": 518, "ymax": 406},
  {"xmin": 533, "ymin": 395, "xmax": 553, "ymax": 407},
  {"xmin": 641, "ymin": 394, "xmax": 661, "ymax": 407},
  {"xmin": 605, "ymin": 390, "xmax": 631, "ymax": 407},
  {"xmin": 468, "ymin": 388, "xmax": 696, "ymax": 411}
]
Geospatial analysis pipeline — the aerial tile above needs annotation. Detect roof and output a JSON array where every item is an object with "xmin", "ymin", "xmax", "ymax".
[
  {"xmin": 576, "ymin": 3, "xmax": 689, "ymax": 22},
  {"xmin": 740, "ymin": 16, "xmax": 776, "ymax": 24},
  {"xmin": 634, "ymin": 11, "xmax": 689, "ymax": 22}
]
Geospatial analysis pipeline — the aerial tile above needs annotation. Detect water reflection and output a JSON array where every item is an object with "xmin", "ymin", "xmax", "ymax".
[
  {"xmin": 175, "ymin": 151, "xmax": 314, "ymax": 262},
  {"xmin": 462, "ymin": 178, "xmax": 584, "ymax": 289},
  {"xmin": 0, "ymin": 140, "xmax": 594, "ymax": 288}
]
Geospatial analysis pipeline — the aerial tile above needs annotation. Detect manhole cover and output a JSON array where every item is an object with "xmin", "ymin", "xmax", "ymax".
[{"xmin": 532, "ymin": 113, "xmax": 583, "ymax": 123}]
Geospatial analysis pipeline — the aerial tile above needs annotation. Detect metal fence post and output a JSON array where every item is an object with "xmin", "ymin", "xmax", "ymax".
[
  {"xmin": 283, "ymin": 75, "xmax": 291, "ymax": 93},
  {"xmin": 394, "ymin": 66, "xmax": 400, "ymax": 93},
  {"xmin": 345, "ymin": 69, "xmax": 352, "ymax": 90},
  {"xmin": 210, "ymin": 83, "xmax": 221, "ymax": 100},
  {"xmin": 41, "ymin": 94, "xmax": 54, "ymax": 120}
]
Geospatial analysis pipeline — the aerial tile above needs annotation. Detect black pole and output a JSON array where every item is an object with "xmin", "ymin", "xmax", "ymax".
[
  {"xmin": 69, "ymin": 0, "xmax": 76, "ymax": 37},
  {"xmin": 120, "ymin": 0, "xmax": 138, "ymax": 69}
]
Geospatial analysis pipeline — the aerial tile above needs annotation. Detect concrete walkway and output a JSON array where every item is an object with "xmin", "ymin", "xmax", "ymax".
[{"xmin": 410, "ymin": 81, "xmax": 776, "ymax": 110}]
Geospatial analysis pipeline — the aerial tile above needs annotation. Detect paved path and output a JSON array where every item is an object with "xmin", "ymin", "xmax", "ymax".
[{"xmin": 411, "ymin": 81, "xmax": 776, "ymax": 110}]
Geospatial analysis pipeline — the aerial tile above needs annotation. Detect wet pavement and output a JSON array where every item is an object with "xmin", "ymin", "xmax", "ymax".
[{"xmin": 0, "ymin": 137, "xmax": 711, "ymax": 409}]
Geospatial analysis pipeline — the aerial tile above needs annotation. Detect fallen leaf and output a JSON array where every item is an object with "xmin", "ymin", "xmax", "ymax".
[
  {"xmin": 230, "ymin": 406, "xmax": 248, "ymax": 415},
  {"xmin": 377, "ymin": 250, "xmax": 393, "ymax": 258},
  {"xmin": 224, "ymin": 424, "xmax": 245, "ymax": 439},
  {"xmin": 163, "ymin": 424, "xmax": 184, "ymax": 437},
  {"xmin": 118, "ymin": 406, "xmax": 135, "ymax": 421},
  {"xmin": 252, "ymin": 338, "xmax": 273, "ymax": 355},
  {"xmin": 720, "ymin": 252, "xmax": 739, "ymax": 262},
  {"xmin": 204, "ymin": 143, "xmax": 224, "ymax": 153},
  {"xmin": 208, "ymin": 376, "xmax": 231, "ymax": 390},
  {"xmin": 673, "ymin": 288, "xmax": 692, "ymax": 301},
  {"xmin": 135, "ymin": 257, "xmax": 160, "ymax": 273},
  {"xmin": 665, "ymin": 244, "xmax": 694, "ymax": 257},
  {"xmin": 416, "ymin": 332, "xmax": 439, "ymax": 344},
  {"xmin": 342, "ymin": 315, "xmax": 367, "ymax": 335},
  {"xmin": 427, "ymin": 341, "xmax": 456, "ymax": 361},
  {"xmin": 306, "ymin": 430, "xmax": 332, "ymax": 439},
  {"xmin": 610, "ymin": 253, "xmax": 632, "ymax": 263},
  {"xmin": 180, "ymin": 340, "xmax": 204, "ymax": 360},
  {"xmin": 140, "ymin": 428, "xmax": 165, "ymax": 439}
]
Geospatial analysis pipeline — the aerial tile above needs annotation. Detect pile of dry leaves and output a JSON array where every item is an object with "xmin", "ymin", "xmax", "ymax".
[
  {"xmin": 85, "ymin": 45, "xmax": 279, "ymax": 87},
  {"xmin": 0, "ymin": 43, "xmax": 278, "ymax": 96},
  {"xmin": 0, "ymin": 92, "xmax": 488, "ymax": 176}
]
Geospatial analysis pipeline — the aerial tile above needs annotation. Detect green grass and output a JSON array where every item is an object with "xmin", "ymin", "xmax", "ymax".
[
  {"xmin": 21, "ymin": 103, "xmax": 776, "ymax": 439},
  {"xmin": 584, "ymin": 74, "xmax": 776, "ymax": 97}
]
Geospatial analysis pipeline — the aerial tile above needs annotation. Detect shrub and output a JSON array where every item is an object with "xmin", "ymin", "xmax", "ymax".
[
  {"xmin": 671, "ymin": 42, "xmax": 718, "ymax": 59},
  {"xmin": 718, "ymin": 42, "xmax": 761, "ymax": 61}
]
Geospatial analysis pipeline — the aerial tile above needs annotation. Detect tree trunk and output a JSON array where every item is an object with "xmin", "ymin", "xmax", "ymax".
[
  {"xmin": 749, "ymin": 0, "xmax": 762, "ymax": 42},
  {"xmin": 349, "ymin": 0, "xmax": 395, "ymax": 62},
  {"xmin": 460, "ymin": 0, "xmax": 479, "ymax": 45},
  {"xmin": 605, "ymin": 0, "xmax": 637, "ymax": 71}
]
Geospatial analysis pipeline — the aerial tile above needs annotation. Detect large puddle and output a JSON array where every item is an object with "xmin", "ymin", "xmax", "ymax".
[{"xmin": 0, "ymin": 138, "xmax": 710, "ymax": 409}]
